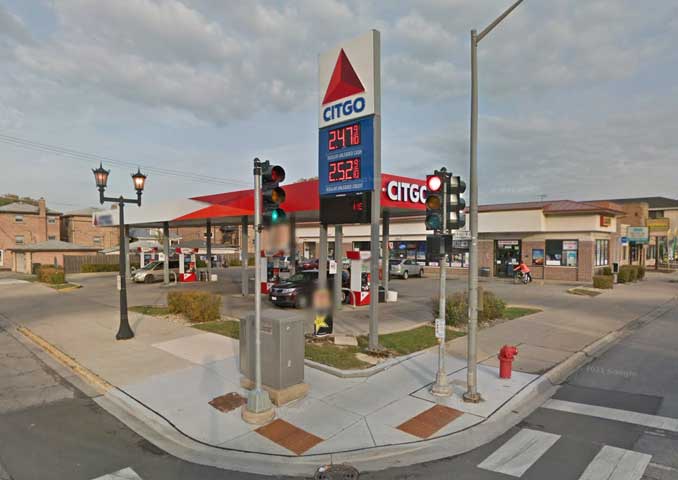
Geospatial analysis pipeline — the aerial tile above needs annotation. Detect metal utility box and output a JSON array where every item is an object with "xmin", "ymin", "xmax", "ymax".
[{"xmin": 239, "ymin": 310, "xmax": 305, "ymax": 390}]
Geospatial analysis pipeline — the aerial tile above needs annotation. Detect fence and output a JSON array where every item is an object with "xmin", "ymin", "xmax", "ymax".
[{"xmin": 63, "ymin": 253, "xmax": 140, "ymax": 274}]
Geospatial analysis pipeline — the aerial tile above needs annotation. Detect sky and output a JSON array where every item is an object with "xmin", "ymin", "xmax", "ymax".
[{"xmin": 1, "ymin": 0, "xmax": 677, "ymax": 212}]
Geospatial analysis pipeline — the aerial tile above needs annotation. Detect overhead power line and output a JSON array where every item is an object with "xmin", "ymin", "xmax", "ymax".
[{"xmin": 0, "ymin": 133, "xmax": 249, "ymax": 188}]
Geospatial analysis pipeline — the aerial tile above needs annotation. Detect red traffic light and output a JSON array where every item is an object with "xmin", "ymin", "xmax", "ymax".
[
  {"xmin": 426, "ymin": 175, "xmax": 443, "ymax": 192},
  {"xmin": 271, "ymin": 165, "xmax": 285, "ymax": 182}
]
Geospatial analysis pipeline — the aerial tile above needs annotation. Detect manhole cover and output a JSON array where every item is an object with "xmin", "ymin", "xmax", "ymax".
[
  {"xmin": 315, "ymin": 464, "xmax": 359, "ymax": 480},
  {"xmin": 208, "ymin": 392, "xmax": 246, "ymax": 413}
]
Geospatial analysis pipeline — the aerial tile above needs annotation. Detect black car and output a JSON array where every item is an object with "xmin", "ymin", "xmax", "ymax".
[{"xmin": 269, "ymin": 270, "xmax": 349, "ymax": 309}]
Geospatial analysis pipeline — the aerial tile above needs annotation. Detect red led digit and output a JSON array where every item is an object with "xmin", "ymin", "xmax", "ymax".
[
  {"xmin": 328, "ymin": 162, "xmax": 336, "ymax": 182},
  {"xmin": 328, "ymin": 130, "xmax": 337, "ymax": 151},
  {"xmin": 336, "ymin": 127, "xmax": 345, "ymax": 149},
  {"xmin": 351, "ymin": 125, "xmax": 360, "ymax": 145},
  {"xmin": 344, "ymin": 159, "xmax": 353, "ymax": 179}
]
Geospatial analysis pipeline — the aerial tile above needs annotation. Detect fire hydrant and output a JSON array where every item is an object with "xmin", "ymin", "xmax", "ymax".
[{"xmin": 498, "ymin": 345, "xmax": 518, "ymax": 379}]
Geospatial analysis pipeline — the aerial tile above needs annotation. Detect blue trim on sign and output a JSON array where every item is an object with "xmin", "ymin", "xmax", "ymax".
[{"xmin": 318, "ymin": 115, "xmax": 374, "ymax": 197}]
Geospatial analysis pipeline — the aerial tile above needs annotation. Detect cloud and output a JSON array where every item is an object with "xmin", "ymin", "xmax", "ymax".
[{"xmin": 0, "ymin": 5, "xmax": 34, "ymax": 45}]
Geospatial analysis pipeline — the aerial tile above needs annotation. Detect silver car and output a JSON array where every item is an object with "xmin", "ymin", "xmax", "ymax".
[{"xmin": 389, "ymin": 259, "xmax": 424, "ymax": 279}]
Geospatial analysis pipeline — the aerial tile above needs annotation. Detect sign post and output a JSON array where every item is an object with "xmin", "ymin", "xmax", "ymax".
[{"xmin": 318, "ymin": 30, "xmax": 381, "ymax": 349}]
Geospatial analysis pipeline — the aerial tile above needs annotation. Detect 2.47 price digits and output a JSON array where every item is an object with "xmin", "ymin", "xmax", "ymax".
[
  {"xmin": 328, "ymin": 158, "xmax": 361, "ymax": 183},
  {"xmin": 328, "ymin": 123, "xmax": 360, "ymax": 151}
]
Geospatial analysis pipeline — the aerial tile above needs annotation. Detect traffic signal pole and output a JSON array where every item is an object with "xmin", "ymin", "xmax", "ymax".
[
  {"xmin": 244, "ymin": 158, "xmax": 274, "ymax": 423},
  {"xmin": 432, "ymin": 177, "xmax": 452, "ymax": 397}
]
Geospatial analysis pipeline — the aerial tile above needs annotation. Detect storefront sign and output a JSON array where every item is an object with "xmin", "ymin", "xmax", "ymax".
[
  {"xmin": 620, "ymin": 236, "xmax": 628, "ymax": 246},
  {"xmin": 497, "ymin": 240, "xmax": 520, "ymax": 248},
  {"xmin": 384, "ymin": 180, "xmax": 427, "ymax": 205},
  {"xmin": 627, "ymin": 226, "xmax": 649, "ymax": 244},
  {"xmin": 600, "ymin": 215, "xmax": 612, "ymax": 227},
  {"xmin": 647, "ymin": 218, "xmax": 670, "ymax": 234},
  {"xmin": 562, "ymin": 240, "xmax": 578, "ymax": 250}
]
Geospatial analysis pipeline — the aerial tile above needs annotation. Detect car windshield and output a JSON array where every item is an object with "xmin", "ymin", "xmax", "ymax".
[
  {"xmin": 288, "ymin": 272, "xmax": 316, "ymax": 282},
  {"xmin": 140, "ymin": 261, "xmax": 161, "ymax": 271},
  {"xmin": 389, "ymin": 259, "xmax": 402, "ymax": 265}
]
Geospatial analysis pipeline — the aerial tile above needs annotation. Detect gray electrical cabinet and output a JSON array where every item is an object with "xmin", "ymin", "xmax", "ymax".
[{"xmin": 239, "ymin": 310, "xmax": 305, "ymax": 390}]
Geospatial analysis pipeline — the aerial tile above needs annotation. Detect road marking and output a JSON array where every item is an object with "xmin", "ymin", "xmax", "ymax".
[
  {"xmin": 91, "ymin": 467, "xmax": 142, "ymax": 480},
  {"xmin": 578, "ymin": 446, "xmax": 650, "ymax": 480},
  {"xmin": 478, "ymin": 428, "xmax": 561, "ymax": 477},
  {"xmin": 543, "ymin": 399, "xmax": 678, "ymax": 432}
]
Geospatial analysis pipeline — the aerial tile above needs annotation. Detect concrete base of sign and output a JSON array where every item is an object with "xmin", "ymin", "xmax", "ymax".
[
  {"xmin": 241, "ymin": 404, "xmax": 275, "ymax": 425},
  {"xmin": 240, "ymin": 377, "xmax": 309, "ymax": 407}
]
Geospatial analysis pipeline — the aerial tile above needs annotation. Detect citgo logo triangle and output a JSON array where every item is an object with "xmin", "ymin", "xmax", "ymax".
[{"xmin": 322, "ymin": 49, "xmax": 365, "ymax": 105}]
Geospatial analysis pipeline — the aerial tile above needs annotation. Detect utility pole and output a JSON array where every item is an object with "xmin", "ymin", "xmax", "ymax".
[{"xmin": 465, "ymin": 0, "xmax": 523, "ymax": 404}]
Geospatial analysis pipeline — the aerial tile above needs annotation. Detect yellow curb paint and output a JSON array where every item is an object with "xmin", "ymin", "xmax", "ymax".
[{"xmin": 17, "ymin": 326, "xmax": 112, "ymax": 394}]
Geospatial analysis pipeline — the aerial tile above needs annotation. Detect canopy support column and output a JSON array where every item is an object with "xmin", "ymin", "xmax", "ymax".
[
  {"xmin": 206, "ymin": 219, "xmax": 212, "ymax": 281},
  {"xmin": 163, "ymin": 222, "xmax": 170, "ymax": 285}
]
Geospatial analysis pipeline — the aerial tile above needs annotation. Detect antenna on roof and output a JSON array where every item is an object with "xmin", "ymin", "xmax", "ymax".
[{"xmin": 537, "ymin": 194, "xmax": 547, "ymax": 202}]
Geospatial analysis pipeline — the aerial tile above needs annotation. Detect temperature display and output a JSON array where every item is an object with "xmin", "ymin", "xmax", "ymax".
[
  {"xmin": 328, "ymin": 158, "xmax": 361, "ymax": 183},
  {"xmin": 328, "ymin": 123, "xmax": 361, "ymax": 151}
]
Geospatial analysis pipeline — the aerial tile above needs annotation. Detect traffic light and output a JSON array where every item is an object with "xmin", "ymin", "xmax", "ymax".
[
  {"xmin": 447, "ymin": 175, "xmax": 466, "ymax": 231},
  {"xmin": 261, "ymin": 161, "xmax": 286, "ymax": 225},
  {"xmin": 425, "ymin": 170, "xmax": 446, "ymax": 231}
]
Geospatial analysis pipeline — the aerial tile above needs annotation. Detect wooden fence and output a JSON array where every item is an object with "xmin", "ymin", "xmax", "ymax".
[{"xmin": 64, "ymin": 254, "xmax": 140, "ymax": 274}]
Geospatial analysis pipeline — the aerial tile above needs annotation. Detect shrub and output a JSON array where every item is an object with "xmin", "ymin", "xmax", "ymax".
[
  {"xmin": 618, "ymin": 265, "xmax": 639, "ymax": 283},
  {"xmin": 37, "ymin": 266, "xmax": 65, "ymax": 284},
  {"xmin": 81, "ymin": 263, "xmax": 119, "ymax": 273},
  {"xmin": 196, "ymin": 259, "xmax": 207, "ymax": 268},
  {"xmin": 248, "ymin": 257, "xmax": 255, "ymax": 266},
  {"xmin": 31, "ymin": 263, "xmax": 42, "ymax": 274},
  {"xmin": 433, "ymin": 290, "xmax": 506, "ymax": 327},
  {"xmin": 167, "ymin": 290, "xmax": 221, "ymax": 323},
  {"xmin": 598, "ymin": 266, "xmax": 613, "ymax": 276},
  {"xmin": 637, "ymin": 266, "xmax": 646, "ymax": 280},
  {"xmin": 228, "ymin": 258, "xmax": 242, "ymax": 267},
  {"xmin": 593, "ymin": 275, "xmax": 614, "ymax": 289}
]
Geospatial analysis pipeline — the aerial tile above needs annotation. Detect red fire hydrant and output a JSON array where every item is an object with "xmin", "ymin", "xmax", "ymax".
[{"xmin": 498, "ymin": 345, "xmax": 519, "ymax": 379}]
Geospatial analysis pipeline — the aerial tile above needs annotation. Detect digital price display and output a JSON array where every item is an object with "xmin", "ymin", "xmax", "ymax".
[
  {"xmin": 328, "ymin": 124, "xmax": 361, "ymax": 151},
  {"xmin": 318, "ymin": 116, "xmax": 374, "ymax": 197},
  {"xmin": 328, "ymin": 158, "xmax": 360, "ymax": 183}
]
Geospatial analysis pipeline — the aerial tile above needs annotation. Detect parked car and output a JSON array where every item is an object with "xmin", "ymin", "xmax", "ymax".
[
  {"xmin": 132, "ymin": 260, "xmax": 179, "ymax": 283},
  {"xmin": 389, "ymin": 258, "xmax": 424, "ymax": 280},
  {"xmin": 269, "ymin": 270, "xmax": 349, "ymax": 308},
  {"xmin": 301, "ymin": 258, "xmax": 319, "ymax": 270}
]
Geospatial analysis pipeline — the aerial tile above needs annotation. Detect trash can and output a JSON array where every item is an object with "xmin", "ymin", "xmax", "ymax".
[
  {"xmin": 239, "ymin": 310, "xmax": 305, "ymax": 391},
  {"xmin": 378, "ymin": 285, "xmax": 386, "ymax": 303}
]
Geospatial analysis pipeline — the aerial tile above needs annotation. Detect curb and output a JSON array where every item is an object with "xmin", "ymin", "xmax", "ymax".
[{"xmin": 304, "ymin": 348, "xmax": 428, "ymax": 378}]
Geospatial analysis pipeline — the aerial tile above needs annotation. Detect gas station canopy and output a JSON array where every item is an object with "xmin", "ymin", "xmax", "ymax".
[{"xmin": 94, "ymin": 174, "xmax": 428, "ymax": 228}]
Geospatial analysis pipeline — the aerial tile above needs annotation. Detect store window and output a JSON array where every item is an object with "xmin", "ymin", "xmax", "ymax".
[
  {"xmin": 546, "ymin": 240, "xmax": 578, "ymax": 267},
  {"xmin": 595, "ymin": 239, "xmax": 609, "ymax": 266}
]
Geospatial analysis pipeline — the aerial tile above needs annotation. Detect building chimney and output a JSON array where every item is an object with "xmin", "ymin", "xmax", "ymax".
[{"xmin": 38, "ymin": 197, "xmax": 46, "ymax": 217}]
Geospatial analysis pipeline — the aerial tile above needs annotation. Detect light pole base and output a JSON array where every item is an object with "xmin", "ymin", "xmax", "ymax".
[
  {"xmin": 242, "ymin": 389, "xmax": 274, "ymax": 425},
  {"xmin": 431, "ymin": 371, "xmax": 453, "ymax": 397},
  {"xmin": 463, "ymin": 391, "xmax": 483, "ymax": 403},
  {"xmin": 116, "ymin": 325, "xmax": 134, "ymax": 340}
]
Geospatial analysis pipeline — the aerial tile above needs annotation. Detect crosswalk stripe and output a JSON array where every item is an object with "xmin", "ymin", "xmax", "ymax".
[
  {"xmin": 91, "ymin": 467, "xmax": 143, "ymax": 480},
  {"xmin": 543, "ymin": 399, "xmax": 678, "ymax": 432},
  {"xmin": 578, "ymin": 446, "xmax": 651, "ymax": 480},
  {"xmin": 478, "ymin": 428, "xmax": 561, "ymax": 477}
]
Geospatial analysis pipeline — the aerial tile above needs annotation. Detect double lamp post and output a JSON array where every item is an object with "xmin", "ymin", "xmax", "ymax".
[{"xmin": 92, "ymin": 163, "xmax": 147, "ymax": 341}]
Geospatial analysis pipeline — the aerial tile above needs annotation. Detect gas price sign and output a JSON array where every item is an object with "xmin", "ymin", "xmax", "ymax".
[{"xmin": 318, "ymin": 116, "xmax": 374, "ymax": 196}]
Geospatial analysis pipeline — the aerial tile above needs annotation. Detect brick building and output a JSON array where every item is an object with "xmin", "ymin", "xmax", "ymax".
[
  {"xmin": 0, "ymin": 199, "xmax": 61, "ymax": 270},
  {"xmin": 60, "ymin": 207, "xmax": 118, "ymax": 249},
  {"xmin": 10, "ymin": 240, "xmax": 100, "ymax": 273}
]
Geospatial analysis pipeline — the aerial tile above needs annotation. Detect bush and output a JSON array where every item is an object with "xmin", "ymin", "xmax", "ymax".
[
  {"xmin": 598, "ymin": 266, "xmax": 613, "ymax": 276},
  {"xmin": 593, "ymin": 275, "xmax": 614, "ymax": 289},
  {"xmin": 228, "ymin": 258, "xmax": 242, "ymax": 267},
  {"xmin": 637, "ymin": 266, "xmax": 646, "ymax": 280},
  {"xmin": 433, "ymin": 290, "xmax": 506, "ymax": 327},
  {"xmin": 81, "ymin": 263, "xmax": 119, "ymax": 273},
  {"xmin": 167, "ymin": 290, "xmax": 221, "ymax": 323},
  {"xmin": 31, "ymin": 263, "xmax": 42, "ymax": 274},
  {"xmin": 196, "ymin": 259, "xmax": 207, "ymax": 268},
  {"xmin": 37, "ymin": 266, "xmax": 65, "ymax": 284},
  {"xmin": 618, "ymin": 265, "xmax": 639, "ymax": 284},
  {"xmin": 248, "ymin": 257, "xmax": 255, "ymax": 266}
]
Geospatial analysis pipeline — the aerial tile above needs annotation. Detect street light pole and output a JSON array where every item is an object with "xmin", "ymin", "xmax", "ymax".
[
  {"xmin": 92, "ymin": 164, "xmax": 147, "ymax": 341},
  {"xmin": 465, "ymin": 0, "xmax": 523, "ymax": 404}
]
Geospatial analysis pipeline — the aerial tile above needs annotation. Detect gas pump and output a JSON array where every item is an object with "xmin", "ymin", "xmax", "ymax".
[
  {"xmin": 347, "ymin": 250, "xmax": 371, "ymax": 306},
  {"xmin": 259, "ymin": 250, "xmax": 270, "ymax": 293},
  {"xmin": 176, "ymin": 247, "xmax": 198, "ymax": 282}
]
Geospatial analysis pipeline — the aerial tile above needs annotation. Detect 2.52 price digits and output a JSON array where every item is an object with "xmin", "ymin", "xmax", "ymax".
[{"xmin": 328, "ymin": 158, "xmax": 361, "ymax": 183}]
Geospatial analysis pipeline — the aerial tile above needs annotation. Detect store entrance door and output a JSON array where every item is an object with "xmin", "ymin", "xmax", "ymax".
[{"xmin": 495, "ymin": 240, "xmax": 521, "ymax": 277}]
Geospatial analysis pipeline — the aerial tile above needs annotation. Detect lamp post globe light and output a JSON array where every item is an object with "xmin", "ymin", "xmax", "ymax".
[{"xmin": 92, "ymin": 163, "xmax": 147, "ymax": 340}]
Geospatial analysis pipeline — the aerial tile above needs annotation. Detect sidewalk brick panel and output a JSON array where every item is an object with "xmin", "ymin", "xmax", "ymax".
[
  {"xmin": 255, "ymin": 419, "xmax": 323, "ymax": 455},
  {"xmin": 397, "ymin": 405, "xmax": 463, "ymax": 439}
]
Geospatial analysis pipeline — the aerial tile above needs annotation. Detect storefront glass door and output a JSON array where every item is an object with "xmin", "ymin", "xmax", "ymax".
[{"xmin": 495, "ymin": 240, "xmax": 521, "ymax": 277}]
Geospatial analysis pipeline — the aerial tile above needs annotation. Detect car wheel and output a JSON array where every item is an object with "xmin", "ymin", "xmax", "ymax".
[
  {"xmin": 419, "ymin": 269, "xmax": 424, "ymax": 277},
  {"xmin": 402, "ymin": 270, "xmax": 409, "ymax": 280},
  {"xmin": 296, "ymin": 295, "xmax": 309, "ymax": 309},
  {"xmin": 144, "ymin": 274, "xmax": 154, "ymax": 284}
]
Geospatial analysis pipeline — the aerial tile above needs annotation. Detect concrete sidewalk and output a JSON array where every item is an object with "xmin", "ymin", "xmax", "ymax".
[{"xmin": 0, "ymin": 272, "xmax": 676, "ymax": 476}]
